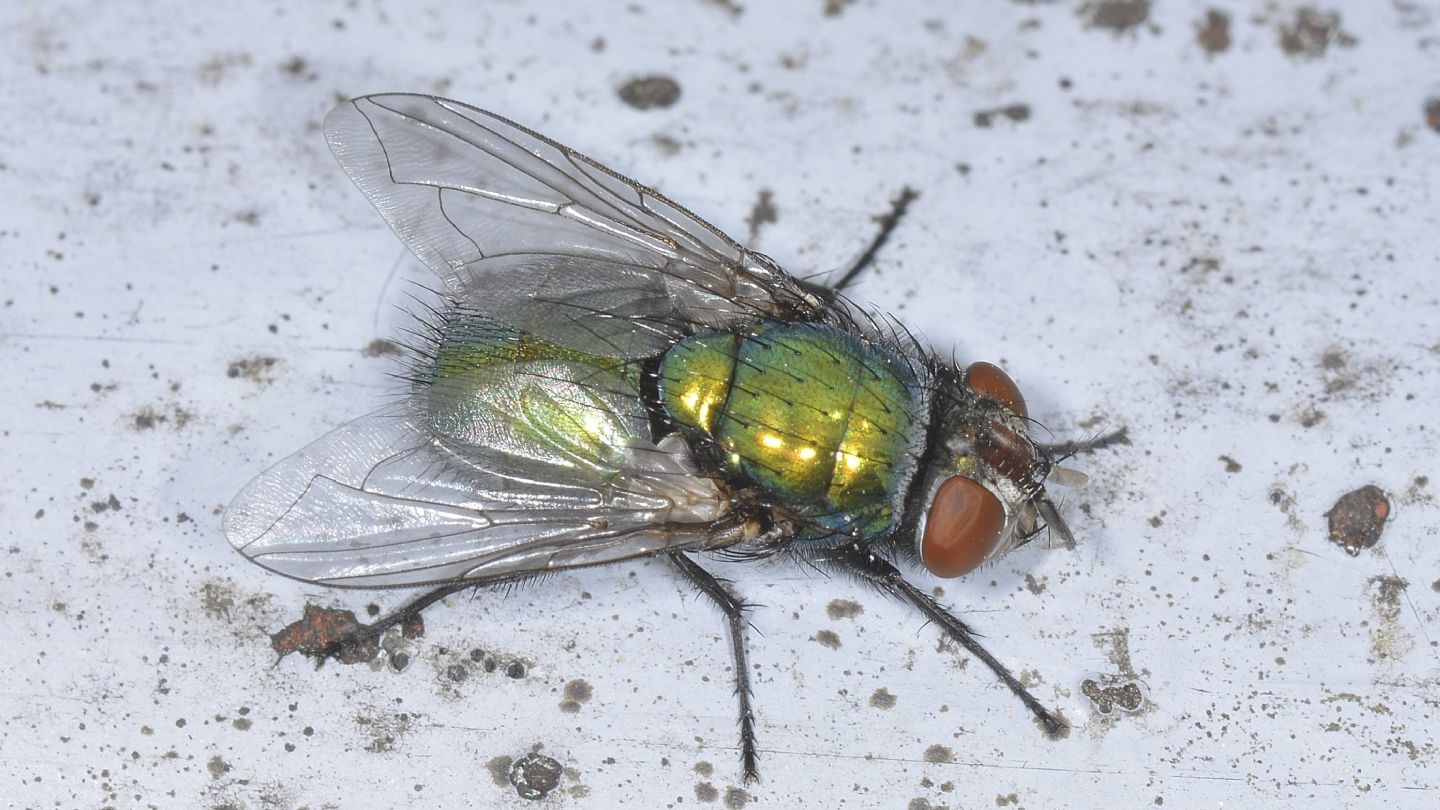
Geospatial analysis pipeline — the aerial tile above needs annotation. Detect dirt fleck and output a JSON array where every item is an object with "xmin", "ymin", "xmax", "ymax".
[
  {"xmin": 90, "ymin": 493, "xmax": 122, "ymax": 513},
  {"xmin": 1366, "ymin": 575, "xmax": 1414, "ymax": 661},
  {"xmin": 200, "ymin": 581, "xmax": 237, "ymax": 621},
  {"xmin": 131, "ymin": 403, "xmax": 160, "ymax": 429},
  {"xmin": 279, "ymin": 55, "xmax": 317, "ymax": 81},
  {"xmin": 870, "ymin": 688, "xmax": 897, "ymax": 709},
  {"xmin": 559, "ymin": 678, "xmax": 594, "ymax": 713},
  {"xmin": 695, "ymin": 782, "xmax": 719, "ymax": 802},
  {"xmin": 1218, "ymin": 455, "xmax": 1242, "ymax": 473},
  {"xmin": 1081, "ymin": 1, "xmax": 1150, "ymax": 33},
  {"xmin": 1278, "ymin": 8, "xmax": 1357, "ymax": 58},
  {"xmin": 823, "ymin": 0, "xmax": 856, "ymax": 17},
  {"xmin": 1426, "ymin": 98, "xmax": 1440, "ymax": 134},
  {"xmin": 826, "ymin": 598, "xmax": 863, "ymax": 620},
  {"xmin": 723, "ymin": 786, "xmax": 751, "ymax": 808},
  {"xmin": 227, "ymin": 355, "xmax": 278, "ymax": 384},
  {"xmin": 270, "ymin": 604, "xmax": 377, "ymax": 664},
  {"xmin": 745, "ymin": 189, "xmax": 777, "ymax": 243},
  {"xmin": 973, "ymin": 104, "xmax": 1030, "ymax": 128},
  {"xmin": 509, "ymin": 752, "xmax": 563, "ymax": 800},
  {"xmin": 1297, "ymin": 406, "xmax": 1326, "ymax": 428},
  {"xmin": 206, "ymin": 755, "xmax": 232, "ymax": 779},
  {"xmin": 486, "ymin": 755, "xmax": 514, "ymax": 787},
  {"xmin": 618, "ymin": 75, "xmax": 681, "ymax": 110},
  {"xmin": 693, "ymin": 760, "xmax": 714, "ymax": 776},
  {"xmin": 361, "ymin": 338, "xmax": 404, "ymax": 357},
  {"xmin": 198, "ymin": 52, "xmax": 252, "ymax": 85},
  {"xmin": 812, "ymin": 629, "xmax": 841, "ymax": 649},
  {"xmin": 1093, "ymin": 627, "xmax": 1138, "ymax": 677},
  {"xmin": 1196, "ymin": 9, "xmax": 1231, "ymax": 54},
  {"xmin": 131, "ymin": 404, "xmax": 193, "ymax": 431},
  {"xmin": 923, "ymin": 743, "xmax": 954, "ymax": 763},
  {"xmin": 1024, "ymin": 573, "xmax": 1047, "ymax": 595},
  {"xmin": 1325, "ymin": 485, "xmax": 1390, "ymax": 556},
  {"xmin": 1082, "ymin": 678, "xmax": 1146, "ymax": 714}
]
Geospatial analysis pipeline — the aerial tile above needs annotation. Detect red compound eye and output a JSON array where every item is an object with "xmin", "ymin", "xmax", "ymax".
[
  {"xmin": 919, "ymin": 476, "xmax": 1007, "ymax": 578},
  {"xmin": 964, "ymin": 361, "xmax": 1028, "ymax": 418}
]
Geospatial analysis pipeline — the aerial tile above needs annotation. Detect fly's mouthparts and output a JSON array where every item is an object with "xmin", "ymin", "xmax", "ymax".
[
  {"xmin": 1046, "ymin": 465, "xmax": 1088, "ymax": 488},
  {"xmin": 1034, "ymin": 496, "xmax": 1075, "ymax": 548}
]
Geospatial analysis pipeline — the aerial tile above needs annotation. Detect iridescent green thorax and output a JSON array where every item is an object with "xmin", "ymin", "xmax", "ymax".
[{"xmin": 660, "ymin": 321, "xmax": 931, "ymax": 540}]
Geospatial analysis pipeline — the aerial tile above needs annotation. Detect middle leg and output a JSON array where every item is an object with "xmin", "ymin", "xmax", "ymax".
[{"xmin": 669, "ymin": 552, "xmax": 761, "ymax": 782}]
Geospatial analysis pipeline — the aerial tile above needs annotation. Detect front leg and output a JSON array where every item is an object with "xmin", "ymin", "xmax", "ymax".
[
  {"xmin": 669, "ymin": 552, "xmax": 761, "ymax": 782},
  {"xmin": 828, "ymin": 542, "xmax": 1067, "ymax": 738}
]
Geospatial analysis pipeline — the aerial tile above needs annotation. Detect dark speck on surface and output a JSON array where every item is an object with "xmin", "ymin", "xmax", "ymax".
[
  {"xmin": 1082, "ymin": 678, "xmax": 1146, "ymax": 713},
  {"xmin": 618, "ymin": 75, "xmax": 681, "ymax": 110},
  {"xmin": 486, "ymin": 755, "xmax": 513, "ymax": 787},
  {"xmin": 559, "ymin": 678, "xmax": 593, "ymax": 713},
  {"xmin": 812, "ymin": 629, "xmax": 841, "ymax": 649},
  {"xmin": 745, "ymin": 189, "xmax": 777, "ymax": 243},
  {"xmin": 870, "ymin": 687, "xmax": 896, "ymax": 709},
  {"xmin": 923, "ymin": 743, "xmax": 954, "ymax": 763},
  {"xmin": 227, "ymin": 355, "xmax": 278, "ymax": 384},
  {"xmin": 695, "ymin": 782, "xmax": 719, "ymax": 802},
  {"xmin": 1197, "ymin": 9, "xmax": 1231, "ymax": 54},
  {"xmin": 826, "ymin": 598, "xmax": 863, "ymax": 620},
  {"xmin": 1424, "ymin": 97, "xmax": 1440, "ymax": 134},
  {"xmin": 362, "ymin": 338, "xmax": 404, "ymax": 357},
  {"xmin": 973, "ymin": 104, "xmax": 1030, "ymax": 128},
  {"xmin": 206, "ymin": 755, "xmax": 231, "ymax": 779},
  {"xmin": 723, "ymin": 786, "xmax": 751, "ymax": 808},
  {"xmin": 1278, "ymin": 8, "xmax": 1357, "ymax": 58},
  {"xmin": 1325, "ymin": 485, "xmax": 1390, "ymax": 556},
  {"xmin": 1081, "ymin": 1, "xmax": 1151, "ymax": 33},
  {"xmin": 509, "ymin": 752, "xmax": 563, "ymax": 800},
  {"xmin": 506, "ymin": 660, "xmax": 527, "ymax": 679}
]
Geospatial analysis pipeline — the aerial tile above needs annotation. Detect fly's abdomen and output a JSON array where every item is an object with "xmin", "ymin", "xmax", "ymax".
[
  {"xmin": 660, "ymin": 322, "xmax": 928, "ymax": 539},
  {"xmin": 422, "ymin": 309, "xmax": 649, "ymax": 467}
]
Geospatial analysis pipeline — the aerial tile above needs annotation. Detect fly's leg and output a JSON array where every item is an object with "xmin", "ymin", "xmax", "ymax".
[
  {"xmin": 830, "ymin": 543, "xmax": 1068, "ymax": 738},
  {"xmin": 314, "ymin": 582, "xmax": 473, "ymax": 665},
  {"xmin": 669, "ymin": 553, "xmax": 761, "ymax": 783},
  {"xmin": 800, "ymin": 186, "xmax": 919, "ymax": 298},
  {"xmin": 1039, "ymin": 427, "xmax": 1129, "ymax": 460}
]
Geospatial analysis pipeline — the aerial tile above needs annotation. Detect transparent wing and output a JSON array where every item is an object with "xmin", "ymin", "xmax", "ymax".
[
  {"xmin": 324, "ymin": 94, "xmax": 814, "ymax": 357},
  {"xmin": 223, "ymin": 398, "xmax": 736, "ymax": 589}
]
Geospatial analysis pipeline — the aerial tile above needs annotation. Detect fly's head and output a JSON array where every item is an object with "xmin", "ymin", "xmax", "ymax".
[{"xmin": 910, "ymin": 361, "xmax": 1086, "ymax": 578}]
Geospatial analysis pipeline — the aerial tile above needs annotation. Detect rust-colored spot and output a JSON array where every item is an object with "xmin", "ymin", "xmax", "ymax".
[
  {"xmin": 1425, "ymin": 98, "xmax": 1440, "ymax": 135},
  {"xmin": 1325, "ymin": 485, "xmax": 1391, "ymax": 556},
  {"xmin": 270, "ymin": 604, "xmax": 377, "ymax": 664}
]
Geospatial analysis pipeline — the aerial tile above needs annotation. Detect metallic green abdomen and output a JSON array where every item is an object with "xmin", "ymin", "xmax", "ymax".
[
  {"xmin": 660, "ymin": 322, "xmax": 929, "ymax": 539},
  {"xmin": 422, "ymin": 309, "xmax": 648, "ymax": 464}
]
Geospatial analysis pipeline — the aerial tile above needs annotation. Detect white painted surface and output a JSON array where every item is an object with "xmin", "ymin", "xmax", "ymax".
[{"xmin": 2, "ymin": 1, "xmax": 1436, "ymax": 807}]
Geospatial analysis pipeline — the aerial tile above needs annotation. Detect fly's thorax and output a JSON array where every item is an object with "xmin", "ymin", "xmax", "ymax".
[{"xmin": 659, "ymin": 321, "xmax": 931, "ymax": 541}]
